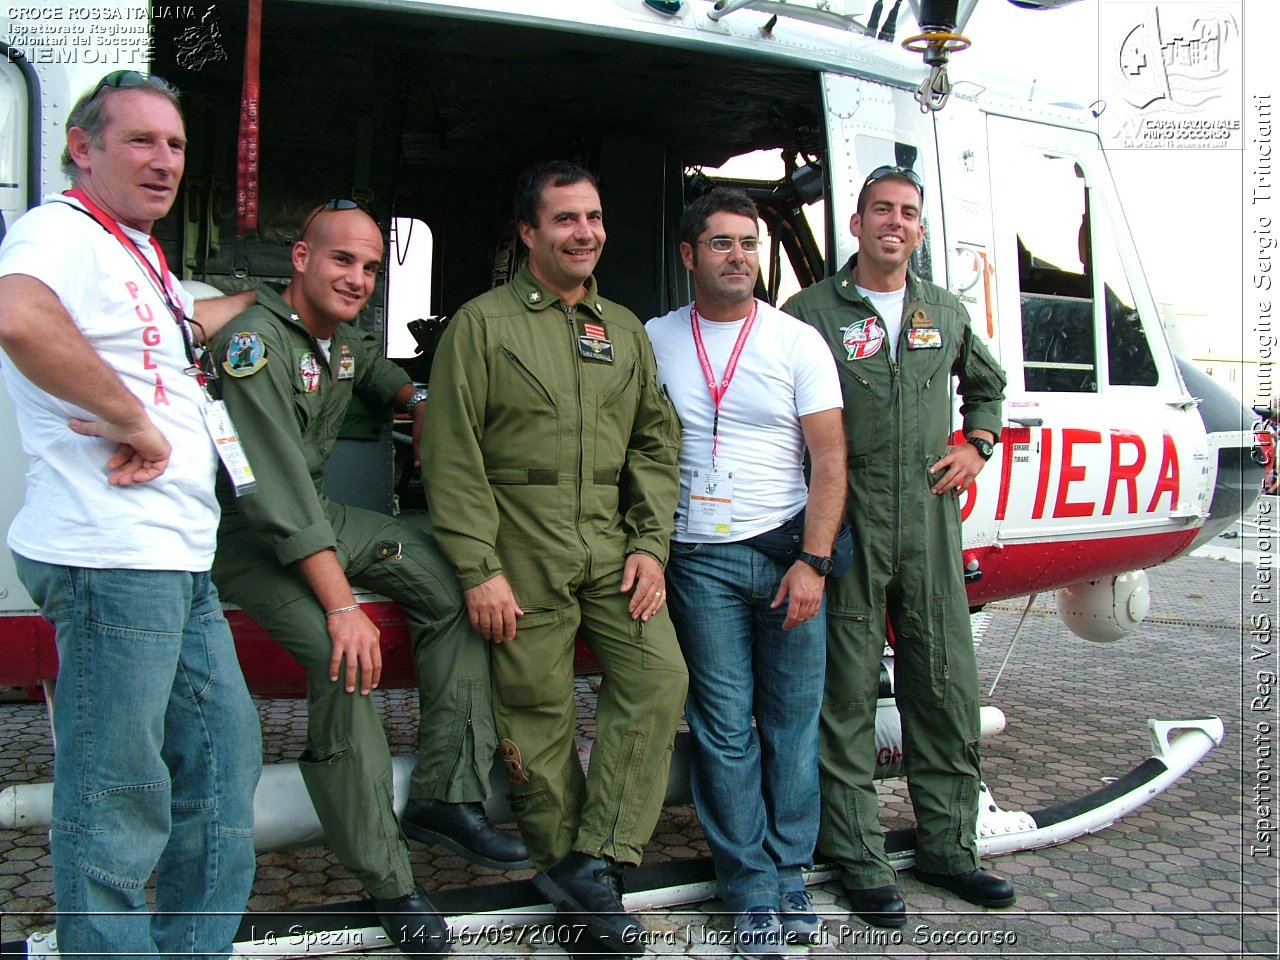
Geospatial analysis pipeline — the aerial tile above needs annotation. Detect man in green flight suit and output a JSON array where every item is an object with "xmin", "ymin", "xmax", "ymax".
[
  {"xmin": 782, "ymin": 166, "xmax": 1013, "ymax": 927},
  {"xmin": 210, "ymin": 202, "xmax": 528, "ymax": 956},
  {"xmin": 422, "ymin": 161, "xmax": 687, "ymax": 954}
]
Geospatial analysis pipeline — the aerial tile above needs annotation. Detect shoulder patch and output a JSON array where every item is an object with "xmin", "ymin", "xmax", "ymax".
[{"xmin": 223, "ymin": 332, "xmax": 268, "ymax": 377}]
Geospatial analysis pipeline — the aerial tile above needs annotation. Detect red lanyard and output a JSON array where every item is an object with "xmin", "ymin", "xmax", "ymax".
[
  {"xmin": 63, "ymin": 189, "xmax": 206, "ymax": 387},
  {"xmin": 690, "ymin": 300, "xmax": 757, "ymax": 466}
]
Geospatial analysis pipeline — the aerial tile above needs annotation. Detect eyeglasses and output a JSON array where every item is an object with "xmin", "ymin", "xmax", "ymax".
[
  {"xmin": 299, "ymin": 198, "xmax": 368, "ymax": 239},
  {"xmin": 90, "ymin": 70, "xmax": 148, "ymax": 100},
  {"xmin": 697, "ymin": 237, "xmax": 761, "ymax": 254},
  {"xmin": 861, "ymin": 165, "xmax": 924, "ymax": 199}
]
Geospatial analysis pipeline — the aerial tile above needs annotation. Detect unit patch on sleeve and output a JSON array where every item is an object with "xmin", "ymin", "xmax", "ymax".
[{"xmin": 223, "ymin": 332, "xmax": 268, "ymax": 377}]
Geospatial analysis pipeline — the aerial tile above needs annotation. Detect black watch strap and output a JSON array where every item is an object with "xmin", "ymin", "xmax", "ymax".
[
  {"xmin": 967, "ymin": 435, "xmax": 995, "ymax": 461},
  {"xmin": 798, "ymin": 551, "xmax": 834, "ymax": 576}
]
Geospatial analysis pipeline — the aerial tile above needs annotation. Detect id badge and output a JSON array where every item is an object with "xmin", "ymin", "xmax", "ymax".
[
  {"xmin": 337, "ymin": 344, "xmax": 356, "ymax": 380},
  {"xmin": 578, "ymin": 335, "xmax": 614, "ymax": 363},
  {"xmin": 685, "ymin": 465, "xmax": 733, "ymax": 537},
  {"xmin": 202, "ymin": 400, "xmax": 257, "ymax": 497},
  {"xmin": 906, "ymin": 327, "xmax": 943, "ymax": 349}
]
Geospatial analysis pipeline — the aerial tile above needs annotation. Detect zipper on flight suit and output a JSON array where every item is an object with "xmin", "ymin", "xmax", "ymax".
[
  {"xmin": 565, "ymin": 304, "xmax": 593, "ymax": 568},
  {"xmin": 887, "ymin": 306, "xmax": 905, "ymax": 577}
]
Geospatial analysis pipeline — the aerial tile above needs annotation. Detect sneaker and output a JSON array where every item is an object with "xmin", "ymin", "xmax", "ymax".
[
  {"xmin": 733, "ymin": 906, "xmax": 784, "ymax": 959},
  {"xmin": 780, "ymin": 888, "xmax": 822, "ymax": 944}
]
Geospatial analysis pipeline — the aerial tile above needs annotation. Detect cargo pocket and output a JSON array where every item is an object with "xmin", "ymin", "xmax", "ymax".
[{"xmin": 490, "ymin": 608, "xmax": 571, "ymax": 707}]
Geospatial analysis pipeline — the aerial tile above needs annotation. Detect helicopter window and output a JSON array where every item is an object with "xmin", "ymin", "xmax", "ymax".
[
  {"xmin": 1006, "ymin": 154, "xmax": 1097, "ymax": 393},
  {"xmin": 385, "ymin": 217, "xmax": 435, "ymax": 361},
  {"xmin": 1089, "ymin": 199, "xmax": 1159, "ymax": 386}
]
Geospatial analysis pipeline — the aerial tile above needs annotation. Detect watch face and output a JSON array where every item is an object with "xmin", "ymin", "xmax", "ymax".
[{"xmin": 969, "ymin": 437, "xmax": 994, "ymax": 460}]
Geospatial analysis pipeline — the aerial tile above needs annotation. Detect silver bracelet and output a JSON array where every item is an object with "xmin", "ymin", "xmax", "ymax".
[{"xmin": 325, "ymin": 604, "xmax": 360, "ymax": 619}]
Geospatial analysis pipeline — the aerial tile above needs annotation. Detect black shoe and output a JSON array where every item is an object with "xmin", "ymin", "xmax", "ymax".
[
  {"xmin": 914, "ymin": 867, "xmax": 1016, "ymax": 908},
  {"xmin": 372, "ymin": 888, "xmax": 450, "ymax": 956},
  {"xmin": 401, "ymin": 799, "xmax": 531, "ymax": 869},
  {"xmin": 532, "ymin": 852, "xmax": 646, "ymax": 955},
  {"xmin": 842, "ymin": 883, "xmax": 908, "ymax": 929}
]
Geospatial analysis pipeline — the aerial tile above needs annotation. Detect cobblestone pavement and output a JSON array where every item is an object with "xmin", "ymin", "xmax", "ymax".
[{"xmin": 2, "ymin": 552, "xmax": 1277, "ymax": 958}]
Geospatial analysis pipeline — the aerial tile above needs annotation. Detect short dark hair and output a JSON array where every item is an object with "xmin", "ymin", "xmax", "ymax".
[
  {"xmin": 679, "ymin": 187, "xmax": 759, "ymax": 248},
  {"xmin": 855, "ymin": 170, "xmax": 922, "ymax": 215},
  {"xmin": 513, "ymin": 161, "xmax": 599, "ymax": 228},
  {"xmin": 61, "ymin": 73, "xmax": 182, "ymax": 182}
]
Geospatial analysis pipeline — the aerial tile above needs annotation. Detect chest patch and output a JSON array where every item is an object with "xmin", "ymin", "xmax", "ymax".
[
  {"xmin": 223, "ymin": 332, "xmax": 267, "ymax": 377},
  {"xmin": 337, "ymin": 344, "xmax": 356, "ymax": 380},
  {"xmin": 906, "ymin": 327, "xmax": 944, "ymax": 349},
  {"xmin": 840, "ymin": 316, "xmax": 884, "ymax": 361},
  {"xmin": 578, "ymin": 335, "xmax": 615, "ymax": 363},
  {"xmin": 296, "ymin": 350, "xmax": 322, "ymax": 393}
]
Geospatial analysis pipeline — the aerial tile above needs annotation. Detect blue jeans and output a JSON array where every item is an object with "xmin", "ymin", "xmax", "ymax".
[
  {"xmin": 15, "ymin": 556, "xmax": 262, "ymax": 960},
  {"xmin": 666, "ymin": 540, "xmax": 825, "ymax": 914}
]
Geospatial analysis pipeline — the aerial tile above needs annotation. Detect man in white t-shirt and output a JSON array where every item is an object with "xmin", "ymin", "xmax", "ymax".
[
  {"xmin": 647, "ymin": 188, "xmax": 846, "ymax": 958},
  {"xmin": 0, "ymin": 72, "xmax": 260, "ymax": 960}
]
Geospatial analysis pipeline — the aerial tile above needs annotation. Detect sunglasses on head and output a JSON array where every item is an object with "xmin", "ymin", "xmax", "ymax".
[
  {"xmin": 300, "ymin": 198, "xmax": 370, "ymax": 239},
  {"xmin": 862, "ymin": 165, "xmax": 924, "ymax": 199},
  {"xmin": 90, "ymin": 70, "xmax": 149, "ymax": 100}
]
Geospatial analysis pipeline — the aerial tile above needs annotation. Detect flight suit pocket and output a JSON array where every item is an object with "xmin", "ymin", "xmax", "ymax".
[
  {"xmin": 893, "ymin": 598, "xmax": 952, "ymax": 708},
  {"xmin": 497, "ymin": 345, "xmax": 556, "ymax": 408},
  {"xmin": 594, "ymin": 355, "xmax": 637, "ymax": 408},
  {"xmin": 491, "ymin": 608, "xmax": 572, "ymax": 707},
  {"xmin": 822, "ymin": 609, "xmax": 879, "ymax": 711}
]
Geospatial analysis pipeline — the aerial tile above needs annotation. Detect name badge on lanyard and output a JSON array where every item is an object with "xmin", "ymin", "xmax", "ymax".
[
  {"xmin": 684, "ymin": 301, "xmax": 757, "ymax": 537},
  {"xmin": 202, "ymin": 400, "xmax": 257, "ymax": 497},
  {"xmin": 685, "ymin": 466, "xmax": 734, "ymax": 537}
]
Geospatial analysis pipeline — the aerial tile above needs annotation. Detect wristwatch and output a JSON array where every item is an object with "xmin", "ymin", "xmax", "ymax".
[
  {"xmin": 798, "ymin": 552, "xmax": 834, "ymax": 576},
  {"xmin": 404, "ymin": 387, "xmax": 429, "ymax": 413},
  {"xmin": 966, "ymin": 435, "xmax": 995, "ymax": 461}
]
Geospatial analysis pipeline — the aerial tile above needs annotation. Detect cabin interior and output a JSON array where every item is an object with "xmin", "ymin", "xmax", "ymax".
[
  {"xmin": 153, "ymin": 6, "xmax": 829, "ymax": 340},
  {"xmin": 149, "ymin": 5, "xmax": 837, "ymax": 511}
]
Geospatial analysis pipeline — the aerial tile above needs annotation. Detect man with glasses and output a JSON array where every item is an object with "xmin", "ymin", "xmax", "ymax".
[
  {"xmin": 647, "ymin": 188, "xmax": 845, "ymax": 957},
  {"xmin": 0, "ymin": 71, "xmax": 259, "ymax": 958},
  {"xmin": 782, "ymin": 166, "xmax": 1011, "ymax": 927},
  {"xmin": 423, "ymin": 161, "xmax": 686, "ymax": 953},
  {"xmin": 209, "ymin": 201, "xmax": 528, "ymax": 955}
]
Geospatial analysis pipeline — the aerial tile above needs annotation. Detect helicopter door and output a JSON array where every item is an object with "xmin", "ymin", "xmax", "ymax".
[{"xmin": 986, "ymin": 114, "xmax": 1208, "ymax": 548}]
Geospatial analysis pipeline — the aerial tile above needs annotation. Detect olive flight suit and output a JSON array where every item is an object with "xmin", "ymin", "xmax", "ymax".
[
  {"xmin": 422, "ymin": 265, "xmax": 687, "ymax": 869},
  {"xmin": 210, "ymin": 285, "xmax": 496, "ymax": 899},
  {"xmin": 782, "ymin": 257, "xmax": 1006, "ymax": 888}
]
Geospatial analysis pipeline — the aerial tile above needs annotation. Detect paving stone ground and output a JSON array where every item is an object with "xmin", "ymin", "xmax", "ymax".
[{"xmin": 2, "ymin": 550, "xmax": 1277, "ymax": 958}]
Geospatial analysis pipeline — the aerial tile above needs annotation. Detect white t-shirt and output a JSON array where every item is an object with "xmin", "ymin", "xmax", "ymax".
[
  {"xmin": 647, "ymin": 300, "xmax": 842, "ymax": 543},
  {"xmin": 855, "ymin": 284, "xmax": 906, "ymax": 361},
  {"xmin": 0, "ymin": 197, "xmax": 218, "ymax": 571}
]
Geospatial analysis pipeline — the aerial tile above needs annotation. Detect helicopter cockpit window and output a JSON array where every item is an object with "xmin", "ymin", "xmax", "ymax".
[
  {"xmin": 1008, "ymin": 154, "xmax": 1097, "ymax": 393},
  {"xmin": 1090, "ymin": 198, "xmax": 1158, "ymax": 386}
]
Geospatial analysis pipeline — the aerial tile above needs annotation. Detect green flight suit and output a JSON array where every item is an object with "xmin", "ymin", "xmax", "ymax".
[
  {"xmin": 210, "ymin": 286, "xmax": 496, "ymax": 899},
  {"xmin": 782, "ymin": 258, "xmax": 1006, "ymax": 887},
  {"xmin": 422, "ymin": 265, "xmax": 687, "ymax": 869}
]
